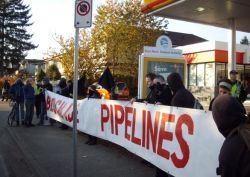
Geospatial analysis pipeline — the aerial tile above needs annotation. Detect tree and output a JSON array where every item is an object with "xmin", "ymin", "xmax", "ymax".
[
  {"xmin": 36, "ymin": 69, "xmax": 46, "ymax": 82},
  {"xmin": 46, "ymin": 64, "xmax": 61, "ymax": 81},
  {"xmin": 46, "ymin": 31, "xmax": 105, "ymax": 81},
  {"xmin": 240, "ymin": 36, "xmax": 249, "ymax": 45},
  {"xmin": 91, "ymin": 0, "xmax": 168, "ymax": 78},
  {"xmin": 0, "ymin": 0, "xmax": 36, "ymax": 75}
]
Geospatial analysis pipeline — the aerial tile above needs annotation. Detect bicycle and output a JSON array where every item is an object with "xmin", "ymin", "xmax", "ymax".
[{"xmin": 7, "ymin": 101, "xmax": 17, "ymax": 127}]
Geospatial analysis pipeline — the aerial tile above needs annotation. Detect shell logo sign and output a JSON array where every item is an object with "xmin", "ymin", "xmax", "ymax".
[{"xmin": 142, "ymin": 0, "xmax": 177, "ymax": 13}]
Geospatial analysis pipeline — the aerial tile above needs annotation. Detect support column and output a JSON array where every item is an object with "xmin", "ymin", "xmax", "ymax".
[{"xmin": 228, "ymin": 18, "xmax": 236, "ymax": 77}]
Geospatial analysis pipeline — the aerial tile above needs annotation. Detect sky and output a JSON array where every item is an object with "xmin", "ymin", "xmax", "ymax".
[{"xmin": 23, "ymin": 0, "xmax": 250, "ymax": 60}]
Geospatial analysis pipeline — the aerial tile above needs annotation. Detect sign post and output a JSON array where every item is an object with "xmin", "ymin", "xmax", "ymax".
[{"xmin": 73, "ymin": 1, "xmax": 92, "ymax": 177}]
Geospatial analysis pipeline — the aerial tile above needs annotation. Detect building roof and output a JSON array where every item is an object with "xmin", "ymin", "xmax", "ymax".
[
  {"xmin": 166, "ymin": 31, "xmax": 207, "ymax": 47},
  {"xmin": 142, "ymin": 0, "xmax": 250, "ymax": 33},
  {"xmin": 21, "ymin": 59, "xmax": 45, "ymax": 65}
]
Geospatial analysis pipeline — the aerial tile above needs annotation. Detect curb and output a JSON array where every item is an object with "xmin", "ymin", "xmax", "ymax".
[{"xmin": 5, "ymin": 127, "xmax": 50, "ymax": 177}]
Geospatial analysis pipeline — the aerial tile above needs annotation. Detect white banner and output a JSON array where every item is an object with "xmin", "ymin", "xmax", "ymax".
[{"xmin": 45, "ymin": 91, "xmax": 224, "ymax": 177}]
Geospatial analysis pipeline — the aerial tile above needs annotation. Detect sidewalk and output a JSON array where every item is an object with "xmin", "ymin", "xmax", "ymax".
[{"xmin": 0, "ymin": 101, "xmax": 155, "ymax": 177}]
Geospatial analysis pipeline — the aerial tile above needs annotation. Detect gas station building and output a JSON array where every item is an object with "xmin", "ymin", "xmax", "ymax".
[{"xmin": 142, "ymin": 0, "xmax": 250, "ymax": 105}]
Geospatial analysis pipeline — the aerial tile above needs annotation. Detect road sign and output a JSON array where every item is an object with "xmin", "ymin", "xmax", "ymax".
[{"xmin": 74, "ymin": 0, "xmax": 92, "ymax": 28}]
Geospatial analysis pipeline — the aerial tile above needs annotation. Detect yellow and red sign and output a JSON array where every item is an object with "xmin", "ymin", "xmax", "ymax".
[{"xmin": 142, "ymin": 0, "xmax": 177, "ymax": 13}]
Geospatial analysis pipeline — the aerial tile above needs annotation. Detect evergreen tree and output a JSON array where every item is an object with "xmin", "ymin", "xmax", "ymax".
[
  {"xmin": 36, "ymin": 69, "xmax": 46, "ymax": 82},
  {"xmin": 0, "ymin": 0, "xmax": 36, "ymax": 75},
  {"xmin": 46, "ymin": 64, "xmax": 61, "ymax": 81}
]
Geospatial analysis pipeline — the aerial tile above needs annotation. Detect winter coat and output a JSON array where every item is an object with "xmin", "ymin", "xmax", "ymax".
[
  {"xmin": 167, "ymin": 73, "xmax": 195, "ymax": 108},
  {"xmin": 154, "ymin": 84, "xmax": 173, "ymax": 106},
  {"xmin": 23, "ymin": 84, "xmax": 35, "ymax": 102},
  {"xmin": 212, "ymin": 95, "xmax": 250, "ymax": 177},
  {"xmin": 9, "ymin": 79, "xmax": 24, "ymax": 103},
  {"xmin": 40, "ymin": 83, "xmax": 53, "ymax": 102},
  {"xmin": 2, "ymin": 81, "xmax": 10, "ymax": 92}
]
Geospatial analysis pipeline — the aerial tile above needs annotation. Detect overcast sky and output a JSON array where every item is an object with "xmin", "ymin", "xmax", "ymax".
[{"xmin": 23, "ymin": 0, "xmax": 250, "ymax": 60}]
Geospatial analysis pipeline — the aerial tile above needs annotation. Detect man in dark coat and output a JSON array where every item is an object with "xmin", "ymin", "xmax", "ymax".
[
  {"xmin": 38, "ymin": 77, "xmax": 53, "ymax": 126},
  {"xmin": 152, "ymin": 75, "xmax": 172, "ymax": 106},
  {"xmin": 212, "ymin": 95, "xmax": 250, "ymax": 177},
  {"xmin": 58, "ymin": 78, "xmax": 70, "ymax": 129},
  {"xmin": 23, "ymin": 78, "xmax": 35, "ymax": 127},
  {"xmin": 167, "ymin": 72, "xmax": 195, "ymax": 108},
  {"xmin": 85, "ymin": 84, "xmax": 101, "ymax": 145},
  {"xmin": 9, "ymin": 78, "xmax": 25, "ymax": 126}
]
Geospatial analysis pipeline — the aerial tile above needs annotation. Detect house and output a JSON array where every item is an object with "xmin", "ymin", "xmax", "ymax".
[{"xmin": 19, "ymin": 59, "xmax": 45, "ymax": 76}]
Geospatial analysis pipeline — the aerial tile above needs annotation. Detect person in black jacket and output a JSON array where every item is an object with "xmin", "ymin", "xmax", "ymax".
[
  {"xmin": 58, "ymin": 78, "xmax": 70, "ymax": 130},
  {"xmin": 153, "ymin": 75, "xmax": 173, "ymax": 177},
  {"xmin": 209, "ymin": 79, "xmax": 232, "ymax": 111},
  {"xmin": 38, "ymin": 77, "xmax": 53, "ymax": 126},
  {"xmin": 167, "ymin": 72, "xmax": 195, "ymax": 108},
  {"xmin": 9, "ymin": 78, "xmax": 25, "ymax": 126},
  {"xmin": 2, "ymin": 79, "xmax": 10, "ymax": 101},
  {"xmin": 212, "ymin": 95, "xmax": 250, "ymax": 177},
  {"xmin": 152, "ymin": 75, "xmax": 172, "ymax": 106},
  {"xmin": 130, "ymin": 73, "xmax": 156, "ymax": 104},
  {"xmin": 85, "ymin": 84, "xmax": 101, "ymax": 145}
]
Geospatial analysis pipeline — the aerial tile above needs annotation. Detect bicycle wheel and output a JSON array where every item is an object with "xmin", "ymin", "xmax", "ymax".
[{"xmin": 7, "ymin": 106, "xmax": 16, "ymax": 127}]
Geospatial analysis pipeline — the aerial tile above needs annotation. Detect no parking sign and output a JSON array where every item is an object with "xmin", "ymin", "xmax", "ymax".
[{"xmin": 74, "ymin": 0, "xmax": 92, "ymax": 28}]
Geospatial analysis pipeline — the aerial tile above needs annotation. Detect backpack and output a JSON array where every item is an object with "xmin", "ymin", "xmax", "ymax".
[{"xmin": 193, "ymin": 99, "xmax": 204, "ymax": 110}]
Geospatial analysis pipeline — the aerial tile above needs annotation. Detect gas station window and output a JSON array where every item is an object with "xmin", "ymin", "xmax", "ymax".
[
  {"xmin": 197, "ymin": 64, "xmax": 205, "ymax": 86},
  {"xmin": 236, "ymin": 64, "xmax": 244, "ymax": 81},
  {"xmin": 189, "ymin": 64, "xmax": 196, "ymax": 86},
  {"xmin": 205, "ymin": 63, "xmax": 215, "ymax": 87},
  {"xmin": 216, "ymin": 63, "xmax": 226, "ymax": 84}
]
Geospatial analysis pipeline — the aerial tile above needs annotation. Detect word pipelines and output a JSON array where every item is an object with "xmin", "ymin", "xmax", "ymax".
[{"xmin": 101, "ymin": 104, "xmax": 194, "ymax": 169}]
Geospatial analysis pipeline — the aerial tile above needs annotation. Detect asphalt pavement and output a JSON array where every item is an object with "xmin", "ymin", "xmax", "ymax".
[{"xmin": 0, "ymin": 100, "xmax": 155, "ymax": 177}]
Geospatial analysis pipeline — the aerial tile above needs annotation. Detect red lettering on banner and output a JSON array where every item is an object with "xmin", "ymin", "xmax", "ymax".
[
  {"xmin": 110, "ymin": 105, "xmax": 114, "ymax": 134},
  {"xmin": 98, "ymin": 103, "xmax": 194, "ymax": 169},
  {"xmin": 114, "ymin": 105, "xmax": 124, "ymax": 135},
  {"xmin": 131, "ymin": 109, "xmax": 141, "ymax": 145},
  {"xmin": 142, "ymin": 110, "xmax": 146, "ymax": 147},
  {"xmin": 125, "ymin": 107, "xmax": 133, "ymax": 141},
  {"xmin": 171, "ymin": 114, "xmax": 194, "ymax": 168},
  {"xmin": 157, "ymin": 113, "xmax": 175, "ymax": 160},
  {"xmin": 146, "ymin": 111, "xmax": 160, "ymax": 153},
  {"xmin": 101, "ymin": 104, "xmax": 109, "ymax": 132}
]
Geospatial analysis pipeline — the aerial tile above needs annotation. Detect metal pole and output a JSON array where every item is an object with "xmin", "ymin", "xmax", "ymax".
[
  {"xmin": 228, "ymin": 18, "xmax": 236, "ymax": 76},
  {"xmin": 73, "ymin": 27, "xmax": 79, "ymax": 177}
]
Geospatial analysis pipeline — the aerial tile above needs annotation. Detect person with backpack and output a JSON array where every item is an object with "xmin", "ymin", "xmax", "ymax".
[
  {"xmin": 212, "ymin": 95, "xmax": 250, "ymax": 177},
  {"xmin": 9, "ymin": 78, "xmax": 25, "ymax": 126}
]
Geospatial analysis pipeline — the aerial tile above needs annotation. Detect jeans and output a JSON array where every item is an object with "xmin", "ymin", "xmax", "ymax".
[
  {"xmin": 15, "ymin": 102, "xmax": 24, "ymax": 122},
  {"xmin": 25, "ymin": 100, "xmax": 34, "ymax": 125},
  {"xmin": 35, "ymin": 98, "xmax": 41, "ymax": 118},
  {"xmin": 39, "ymin": 102, "xmax": 46, "ymax": 124}
]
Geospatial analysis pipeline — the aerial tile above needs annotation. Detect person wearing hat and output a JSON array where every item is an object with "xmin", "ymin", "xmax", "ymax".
[
  {"xmin": 209, "ymin": 79, "xmax": 232, "ymax": 111},
  {"xmin": 230, "ymin": 70, "xmax": 247, "ymax": 103}
]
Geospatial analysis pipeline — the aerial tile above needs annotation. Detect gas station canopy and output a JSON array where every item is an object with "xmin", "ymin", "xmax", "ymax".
[{"xmin": 142, "ymin": 0, "xmax": 250, "ymax": 33}]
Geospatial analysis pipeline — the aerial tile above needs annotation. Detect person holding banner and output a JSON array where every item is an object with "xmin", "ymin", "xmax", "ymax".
[
  {"xmin": 130, "ymin": 73, "xmax": 156, "ymax": 104},
  {"xmin": 167, "ymin": 72, "xmax": 195, "ymax": 109},
  {"xmin": 212, "ymin": 95, "xmax": 250, "ymax": 177},
  {"xmin": 85, "ymin": 83, "xmax": 101, "ymax": 145},
  {"xmin": 38, "ymin": 77, "xmax": 53, "ymax": 126}
]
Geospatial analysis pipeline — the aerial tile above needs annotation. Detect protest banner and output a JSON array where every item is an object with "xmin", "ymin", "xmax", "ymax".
[{"xmin": 45, "ymin": 91, "xmax": 224, "ymax": 177}]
